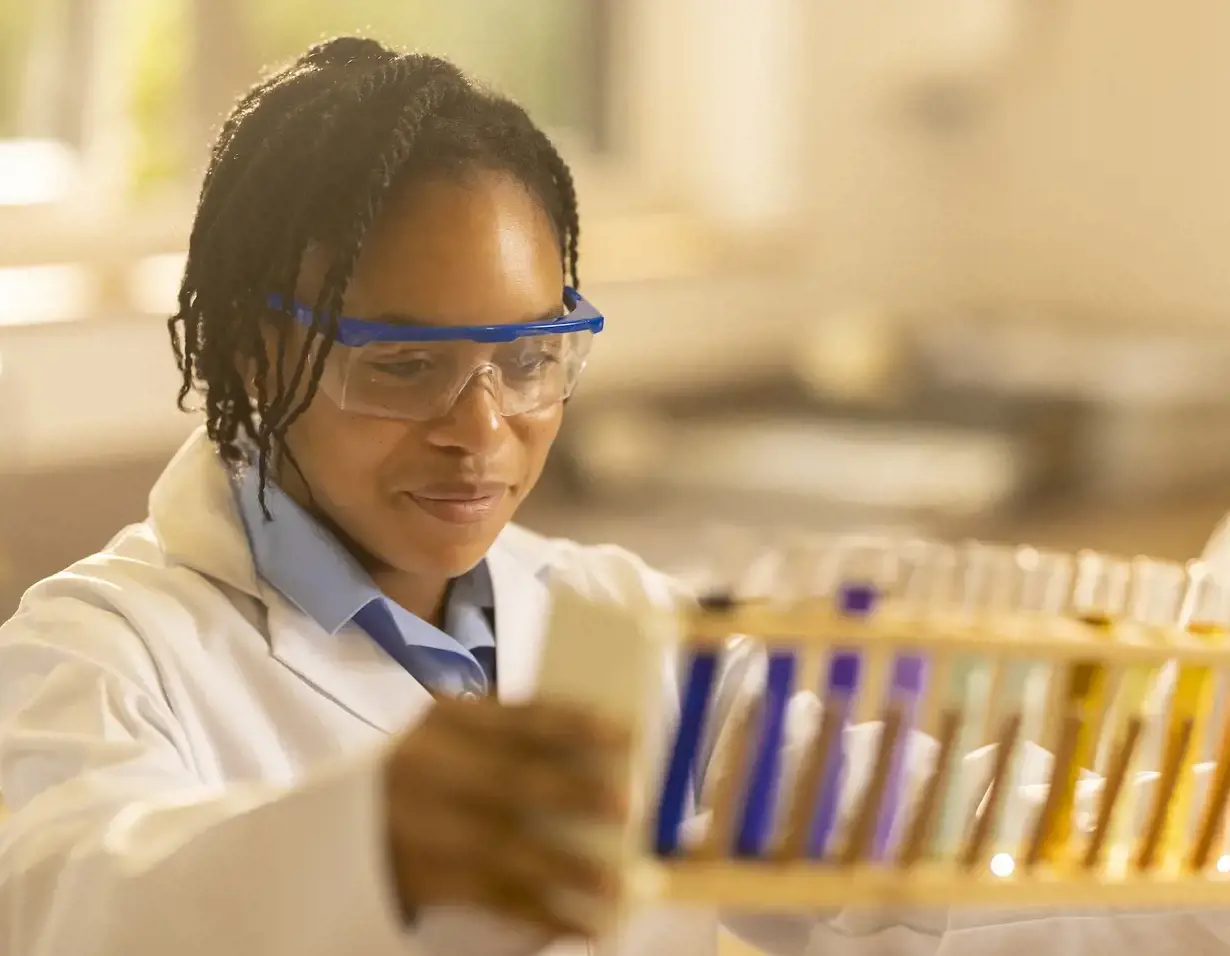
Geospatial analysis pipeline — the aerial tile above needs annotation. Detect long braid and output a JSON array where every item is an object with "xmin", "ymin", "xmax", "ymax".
[
  {"xmin": 536, "ymin": 132, "xmax": 581, "ymax": 289},
  {"xmin": 169, "ymin": 37, "xmax": 582, "ymax": 516}
]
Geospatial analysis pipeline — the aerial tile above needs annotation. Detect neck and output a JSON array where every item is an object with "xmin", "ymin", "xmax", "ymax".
[
  {"xmin": 270, "ymin": 459, "xmax": 451, "ymax": 627},
  {"xmin": 370, "ymin": 569, "xmax": 451, "ymax": 628}
]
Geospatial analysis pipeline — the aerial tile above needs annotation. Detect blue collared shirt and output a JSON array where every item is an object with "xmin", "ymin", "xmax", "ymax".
[{"xmin": 232, "ymin": 468, "xmax": 496, "ymax": 698}]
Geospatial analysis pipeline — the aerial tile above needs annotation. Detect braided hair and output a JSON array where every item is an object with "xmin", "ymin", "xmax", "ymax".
[{"xmin": 168, "ymin": 37, "xmax": 581, "ymax": 512}]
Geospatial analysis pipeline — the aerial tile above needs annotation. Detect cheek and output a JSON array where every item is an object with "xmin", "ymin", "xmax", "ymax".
[
  {"xmin": 512, "ymin": 405, "xmax": 564, "ymax": 484},
  {"xmin": 284, "ymin": 400, "xmax": 407, "ymax": 505}
]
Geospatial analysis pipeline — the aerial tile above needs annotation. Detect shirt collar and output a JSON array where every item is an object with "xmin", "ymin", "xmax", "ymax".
[{"xmin": 231, "ymin": 463, "xmax": 491, "ymax": 637}]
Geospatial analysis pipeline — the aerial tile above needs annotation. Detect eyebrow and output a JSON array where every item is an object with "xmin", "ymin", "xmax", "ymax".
[{"xmin": 365, "ymin": 302, "xmax": 568, "ymax": 327}]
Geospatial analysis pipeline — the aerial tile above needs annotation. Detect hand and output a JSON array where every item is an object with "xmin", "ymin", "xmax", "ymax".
[{"xmin": 382, "ymin": 697, "xmax": 633, "ymax": 939}]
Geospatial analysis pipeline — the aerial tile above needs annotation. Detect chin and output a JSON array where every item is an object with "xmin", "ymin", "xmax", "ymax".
[
  {"xmin": 421, "ymin": 540, "xmax": 496, "ymax": 578},
  {"xmin": 402, "ymin": 519, "xmax": 506, "ymax": 577}
]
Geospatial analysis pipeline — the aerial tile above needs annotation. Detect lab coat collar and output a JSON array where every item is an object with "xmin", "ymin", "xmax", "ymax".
[
  {"xmin": 147, "ymin": 427, "xmax": 554, "ymax": 727},
  {"xmin": 149, "ymin": 427, "xmax": 262, "ymax": 597},
  {"xmin": 485, "ymin": 535, "xmax": 552, "ymax": 704}
]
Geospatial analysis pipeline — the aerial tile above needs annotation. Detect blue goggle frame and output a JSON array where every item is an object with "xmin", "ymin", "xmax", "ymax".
[{"xmin": 266, "ymin": 287, "xmax": 603, "ymax": 348}]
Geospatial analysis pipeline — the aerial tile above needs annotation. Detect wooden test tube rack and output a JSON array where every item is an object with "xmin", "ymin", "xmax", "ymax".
[{"xmin": 628, "ymin": 600, "xmax": 1230, "ymax": 910}]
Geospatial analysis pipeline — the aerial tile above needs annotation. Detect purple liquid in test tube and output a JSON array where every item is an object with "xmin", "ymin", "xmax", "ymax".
[
  {"xmin": 807, "ymin": 582, "xmax": 875, "ymax": 858},
  {"xmin": 871, "ymin": 654, "xmax": 928, "ymax": 860}
]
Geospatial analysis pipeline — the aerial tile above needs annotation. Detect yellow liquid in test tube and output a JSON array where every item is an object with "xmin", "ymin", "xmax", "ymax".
[
  {"xmin": 1042, "ymin": 615, "xmax": 1112, "ymax": 861},
  {"xmin": 1097, "ymin": 662, "xmax": 1160, "ymax": 861},
  {"xmin": 1158, "ymin": 623, "xmax": 1222, "ymax": 858}
]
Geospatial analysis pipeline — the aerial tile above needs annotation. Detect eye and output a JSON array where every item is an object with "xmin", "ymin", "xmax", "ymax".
[
  {"xmin": 368, "ymin": 353, "xmax": 438, "ymax": 380},
  {"xmin": 509, "ymin": 338, "xmax": 566, "ymax": 373},
  {"xmin": 517, "ymin": 352, "xmax": 560, "ymax": 373}
]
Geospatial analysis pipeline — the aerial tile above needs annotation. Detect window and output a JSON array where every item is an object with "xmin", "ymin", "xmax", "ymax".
[
  {"xmin": 131, "ymin": 0, "xmax": 608, "ymax": 199},
  {"xmin": 3, "ymin": 0, "xmax": 608, "ymax": 205},
  {"xmin": 0, "ymin": 4, "xmax": 37, "ymax": 140},
  {"xmin": 0, "ymin": 0, "xmax": 758, "ymax": 321},
  {"xmin": 245, "ymin": 1, "xmax": 605, "ymax": 142},
  {"xmin": 0, "ymin": 1, "xmax": 91, "ymax": 206}
]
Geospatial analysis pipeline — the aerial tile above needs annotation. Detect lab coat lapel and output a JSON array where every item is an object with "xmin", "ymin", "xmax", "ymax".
[
  {"xmin": 152, "ymin": 428, "xmax": 435, "ymax": 734},
  {"xmin": 486, "ymin": 534, "xmax": 552, "ymax": 703},
  {"xmin": 263, "ymin": 584, "xmax": 434, "ymax": 734},
  {"xmin": 150, "ymin": 428, "xmax": 259, "ymax": 596}
]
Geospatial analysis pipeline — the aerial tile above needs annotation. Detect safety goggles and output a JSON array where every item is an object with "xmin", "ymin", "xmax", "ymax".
[{"xmin": 266, "ymin": 287, "xmax": 603, "ymax": 421}]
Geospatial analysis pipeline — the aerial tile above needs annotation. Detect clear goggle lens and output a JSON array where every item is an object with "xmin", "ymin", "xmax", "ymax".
[
  {"xmin": 269, "ymin": 287, "xmax": 603, "ymax": 422},
  {"xmin": 323, "ymin": 327, "xmax": 596, "ymax": 421}
]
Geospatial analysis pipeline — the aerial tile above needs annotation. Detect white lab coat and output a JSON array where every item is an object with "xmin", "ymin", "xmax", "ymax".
[
  {"xmin": 1, "ymin": 427, "xmax": 1229, "ymax": 956},
  {"xmin": 0, "ymin": 429, "xmax": 798, "ymax": 956}
]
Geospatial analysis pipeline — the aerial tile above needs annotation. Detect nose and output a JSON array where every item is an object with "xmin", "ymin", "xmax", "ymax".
[{"xmin": 424, "ymin": 368, "xmax": 508, "ymax": 454}]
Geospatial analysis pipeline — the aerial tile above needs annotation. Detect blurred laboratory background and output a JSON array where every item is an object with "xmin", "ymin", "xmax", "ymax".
[{"xmin": 5, "ymin": 0, "xmax": 1230, "ymax": 617}]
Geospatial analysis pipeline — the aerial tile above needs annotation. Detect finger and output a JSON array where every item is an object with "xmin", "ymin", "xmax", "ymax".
[
  {"xmin": 390, "ymin": 798, "xmax": 622, "ymax": 902},
  {"xmin": 390, "ymin": 820, "xmax": 619, "ymax": 941},
  {"xmin": 412, "ymin": 730, "xmax": 630, "ymax": 821},
  {"xmin": 485, "ymin": 815, "xmax": 623, "ymax": 901},
  {"xmin": 489, "ymin": 748, "xmax": 630, "ymax": 820},
  {"xmin": 408, "ymin": 714, "xmax": 631, "ymax": 820}
]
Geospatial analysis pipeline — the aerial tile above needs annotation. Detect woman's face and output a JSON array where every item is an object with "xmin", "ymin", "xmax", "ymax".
[{"xmin": 278, "ymin": 170, "xmax": 567, "ymax": 582}]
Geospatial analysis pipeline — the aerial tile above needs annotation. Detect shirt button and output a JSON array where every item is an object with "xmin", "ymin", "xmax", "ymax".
[{"xmin": 458, "ymin": 691, "xmax": 481, "ymax": 702}]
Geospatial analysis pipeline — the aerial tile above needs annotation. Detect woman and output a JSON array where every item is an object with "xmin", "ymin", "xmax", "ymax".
[
  {"xmin": 2, "ymin": 35, "xmax": 1227, "ymax": 956},
  {"xmin": 0, "ymin": 36, "xmax": 802, "ymax": 956}
]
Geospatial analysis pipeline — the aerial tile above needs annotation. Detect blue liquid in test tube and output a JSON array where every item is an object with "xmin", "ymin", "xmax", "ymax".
[{"xmin": 807, "ymin": 582, "xmax": 876, "ymax": 858}]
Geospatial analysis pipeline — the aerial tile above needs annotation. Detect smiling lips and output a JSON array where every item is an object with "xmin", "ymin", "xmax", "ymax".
[{"xmin": 407, "ymin": 481, "xmax": 509, "ymax": 524}]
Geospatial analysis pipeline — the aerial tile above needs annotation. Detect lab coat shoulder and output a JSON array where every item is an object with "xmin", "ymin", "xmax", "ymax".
[
  {"xmin": 500, "ymin": 523, "xmax": 688, "ymax": 611},
  {"xmin": 8, "ymin": 515, "xmax": 250, "ymax": 664},
  {"xmin": 0, "ymin": 520, "xmax": 205, "ymax": 775},
  {"xmin": 1, "ymin": 517, "xmax": 266, "ymax": 759}
]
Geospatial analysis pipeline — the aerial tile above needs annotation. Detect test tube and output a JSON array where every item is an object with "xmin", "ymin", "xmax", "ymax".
[
  {"xmin": 895, "ymin": 543, "xmax": 965, "ymax": 864},
  {"xmin": 823, "ymin": 537, "xmax": 925, "ymax": 864},
  {"xmin": 654, "ymin": 534, "xmax": 762, "ymax": 856},
  {"xmin": 807, "ymin": 582, "xmax": 876, "ymax": 859},
  {"xmin": 926, "ymin": 654, "xmax": 993, "ymax": 859},
  {"xmin": 983, "ymin": 548, "xmax": 1069, "ymax": 862},
  {"xmin": 735, "ymin": 643, "xmax": 797, "ymax": 856},
  {"xmin": 1035, "ymin": 552, "xmax": 1127, "ymax": 864},
  {"xmin": 867, "ymin": 655, "xmax": 928, "ymax": 860},
  {"xmin": 694, "ymin": 697, "xmax": 761, "ymax": 858},
  {"xmin": 1078, "ymin": 559, "xmax": 1176, "ymax": 869},
  {"xmin": 892, "ymin": 538, "xmax": 954, "ymax": 612},
  {"xmin": 1016, "ymin": 550, "xmax": 1074, "ymax": 745},
  {"xmin": 834, "ymin": 538, "xmax": 897, "ymax": 723},
  {"xmin": 1019, "ymin": 548, "xmax": 1077, "ymax": 616},
  {"xmin": 1095, "ymin": 557, "xmax": 1185, "ymax": 773},
  {"xmin": 956, "ymin": 542, "xmax": 1023, "ymax": 747},
  {"xmin": 1144, "ymin": 565, "xmax": 1230, "ymax": 866},
  {"xmin": 655, "ymin": 641, "xmax": 721, "ymax": 855},
  {"xmin": 1190, "ymin": 694, "xmax": 1230, "ymax": 870},
  {"xmin": 902, "ymin": 541, "xmax": 959, "ymax": 740}
]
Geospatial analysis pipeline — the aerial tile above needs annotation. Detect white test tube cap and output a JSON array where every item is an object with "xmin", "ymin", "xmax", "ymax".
[
  {"xmin": 1127, "ymin": 556, "xmax": 1187, "ymax": 625},
  {"xmin": 1070, "ymin": 550, "xmax": 1130, "ymax": 620},
  {"xmin": 1181, "ymin": 562, "xmax": 1230, "ymax": 630}
]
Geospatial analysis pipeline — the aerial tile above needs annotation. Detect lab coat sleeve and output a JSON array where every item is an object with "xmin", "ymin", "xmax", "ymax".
[
  {"xmin": 798, "ymin": 745, "xmax": 1230, "ymax": 955},
  {"xmin": 706, "ymin": 699, "xmax": 1230, "ymax": 956},
  {"xmin": 737, "ymin": 732, "xmax": 1230, "ymax": 956},
  {"xmin": 0, "ymin": 599, "xmax": 423, "ymax": 956}
]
